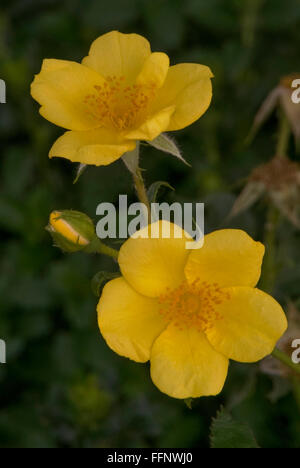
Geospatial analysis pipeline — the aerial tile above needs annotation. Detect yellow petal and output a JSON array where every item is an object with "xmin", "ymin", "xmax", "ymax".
[
  {"xmin": 205, "ymin": 287, "xmax": 288, "ymax": 363},
  {"xmin": 97, "ymin": 278, "xmax": 167, "ymax": 363},
  {"xmin": 118, "ymin": 221, "xmax": 191, "ymax": 298},
  {"xmin": 136, "ymin": 52, "xmax": 170, "ymax": 89},
  {"xmin": 150, "ymin": 324, "xmax": 228, "ymax": 399},
  {"xmin": 82, "ymin": 31, "xmax": 151, "ymax": 81},
  {"xmin": 150, "ymin": 63, "xmax": 213, "ymax": 131},
  {"xmin": 185, "ymin": 229, "xmax": 265, "ymax": 288},
  {"xmin": 49, "ymin": 128, "xmax": 136, "ymax": 166},
  {"xmin": 31, "ymin": 59, "xmax": 107, "ymax": 131},
  {"xmin": 125, "ymin": 106, "xmax": 175, "ymax": 141},
  {"xmin": 37, "ymin": 59, "xmax": 71, "ymax": 73}
]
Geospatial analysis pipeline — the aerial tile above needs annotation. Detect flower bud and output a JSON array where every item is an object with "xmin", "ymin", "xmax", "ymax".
[{"xmin": 47, "ymin": 210, "xmax": 96, "ymax": 252}]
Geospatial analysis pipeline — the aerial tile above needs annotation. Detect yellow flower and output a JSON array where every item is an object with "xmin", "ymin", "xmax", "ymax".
[
  {"xmin": 31, "ymin": 31, "xmax": 213, "ymax": 166},
  {"xmin": 97, "ymin": 221, "xmax": 287, "ymax": 399}
]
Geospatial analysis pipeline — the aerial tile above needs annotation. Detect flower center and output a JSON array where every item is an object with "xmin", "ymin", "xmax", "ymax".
[
  {"xmin": 84, "ymin": 75, "xmax": 157, "ymax": 131},
  {"xmin": 158, "ymin": 280, "xmax": 230, "ymax": 332}
]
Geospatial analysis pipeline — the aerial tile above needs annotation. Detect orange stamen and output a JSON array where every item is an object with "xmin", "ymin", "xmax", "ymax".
[
  {"xmin": 84, "ymin": 75, "xmax": 157, "ymax": 131},
  {"xmin": 158, "ymin": 280, "xmax": 230, "ymax": 332}
]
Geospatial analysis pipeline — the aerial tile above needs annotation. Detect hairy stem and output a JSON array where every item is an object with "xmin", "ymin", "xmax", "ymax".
[
  {"xmin": 95, "ymin": 240, "xmax": 119, "ymax": 260},
  {"xmin": 133, "ymin": 168, "xmax": 151, "ymax": 224}
]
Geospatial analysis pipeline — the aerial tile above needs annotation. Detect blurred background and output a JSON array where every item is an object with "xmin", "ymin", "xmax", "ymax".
[{"xmin": 0, "ymin": 0, "xmax": 300, "ymax": 448}]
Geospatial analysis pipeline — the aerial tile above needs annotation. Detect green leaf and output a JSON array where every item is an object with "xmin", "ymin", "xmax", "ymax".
[
  {"xmin": 210, "ymin": 407, "xmax": 259, "ymax": 448},
  {"xmin": 147, "ymin": 133, "xmax": 191, "ymax": 166},
  {"xmin": 122, "ymin": 144, "xmax": 140, "ymax": 174},
  {"xmin": 73, "ymin": 164, "xmax": 87, "ymax": 184},
  {"xmin": 147, "ymin": 181, "xmax": 174, "ymax": 204},
  {"xmin": 91, "ymin": 271, "xmax": 120, "ymax": 297}
]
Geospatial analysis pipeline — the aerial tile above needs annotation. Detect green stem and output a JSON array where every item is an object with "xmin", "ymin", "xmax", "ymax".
[
  {"xmin": 123, "ymin": 142, "xmax": 151, "ymax": 223},
  {"xmin": 95, "ymin": 240, "xmax": 119, "ymax": 260},
  {"xmin": 260, "ymin": 110, "xmax": 291, "ymax": 290},
  {"xmin": 275, "ymin": 110, "xmax": 291, "ymax": 158},
  {"xmin": 272, "ymin": 347, "xmax": 300, "ymax": 375},
  {"xmin": 133, "ymin": 168, "xmax": 151, "ymax": 224},
  {"xmin": 241, "ymin": 0, "xmax": 263, "ymax": 49}
]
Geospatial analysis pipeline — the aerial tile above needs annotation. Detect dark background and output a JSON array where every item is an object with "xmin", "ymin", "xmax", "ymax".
[{"xmin": 0, "ymin": 0, "xmax": 299, "ymax": 448}]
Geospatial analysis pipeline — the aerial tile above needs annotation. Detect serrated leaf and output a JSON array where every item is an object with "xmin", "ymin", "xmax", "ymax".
[
  {"xmin": 147, "ymin": 133, "xmax": 190, "ymax": 166},
  {"xmin": 91, "ymin": 271, "xmax": 120, "ymax": 297},
  {"xmin": 147, "ymin": 181, "xmax": 174, "ymax": 204},
  {"xmin": 122, "ymin": 144, "xmax": 140, "ymax": 174},
  {"xmin": 73, "ymin": 164, "xmax": 88, "ymax": 184},
  {"xmin": 210, "ymin": 407, "xmax": 259, "ymax": 448}
]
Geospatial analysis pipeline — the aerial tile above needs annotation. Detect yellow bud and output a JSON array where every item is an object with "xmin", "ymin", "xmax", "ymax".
[
  {"xmin": 47, "ymin": 210, "xmax": 96, "ymax": 252},
  {"xmin": 49, "ymin": 211, "xmax": 89, "ymax": 246}
]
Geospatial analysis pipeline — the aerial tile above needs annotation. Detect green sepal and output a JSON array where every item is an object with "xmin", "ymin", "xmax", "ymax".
[{"xmin": 91, "ymin": 271, "xmax": 120, "ymax": 297}]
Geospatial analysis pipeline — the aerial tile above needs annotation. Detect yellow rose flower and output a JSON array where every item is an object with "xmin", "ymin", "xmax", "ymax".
[
  {"xmin": 31, "ymin": 31, "xmax": 213, "ymax": 166},
  {"xmin": 97, "ymin": 221, "xmax": 287, "ymax": 399}
]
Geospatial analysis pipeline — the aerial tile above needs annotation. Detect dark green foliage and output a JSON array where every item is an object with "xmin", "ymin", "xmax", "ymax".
[
  {"xmin": 147, "ymin": 181, "xmax": 174, "ymax": 204},
  {"xmin": 210, "ymin": 407, "xmax": 259, "ymax": 448},
  {"xmin": 0, "ymin": 0, "xmax": 299, "ymax": 448}
]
